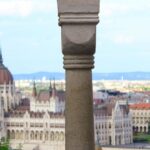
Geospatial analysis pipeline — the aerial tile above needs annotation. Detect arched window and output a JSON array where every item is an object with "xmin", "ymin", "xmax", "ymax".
[{"xmin": 50, "ymin": 132, "xmax": 54, "ymax": 141}]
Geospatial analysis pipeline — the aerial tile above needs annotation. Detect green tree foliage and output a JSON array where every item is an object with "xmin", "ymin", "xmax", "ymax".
[{"xmin": 0, "ymin": 138, "xmax": 9, "ymax": 150}]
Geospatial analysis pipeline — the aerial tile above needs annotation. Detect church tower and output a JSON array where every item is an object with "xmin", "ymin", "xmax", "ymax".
[{"xmin": 0, "ymin": 48, "xmax": 15, "ymax": 111}]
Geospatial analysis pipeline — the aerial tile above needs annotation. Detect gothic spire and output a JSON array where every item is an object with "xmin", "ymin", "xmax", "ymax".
[
  {"xmin": 49, "ymin": 79, "xmax": 52, "ymax": 89},
  {"xmin": 53, "ymin": 78, "xmax": 56, "ymax": 90},
  {"xmin": 52, "ymin": 78, "xmax": 57, "ymax": 97},
  {"xmin": 126, "ymin": 98, "xmax": 129, "ymax": 115},
  {"xmin": 0, "ymin": 47, "xmax": 3, "ymax": 65},
  {"xmin": 49, "ymin": 79, "xmax": 52, "ymax": 96},
  {"xmin": 32, "ymin": 81, "xmax": 37, "ymax": 97}
]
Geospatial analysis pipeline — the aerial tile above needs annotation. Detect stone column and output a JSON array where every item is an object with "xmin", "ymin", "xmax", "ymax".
[{"xmin": 57, "ymin": 1, "xmax": 100, "ymax": 150}]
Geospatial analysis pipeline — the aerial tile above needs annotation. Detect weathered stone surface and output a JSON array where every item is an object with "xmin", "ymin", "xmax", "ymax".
[
  {"xmin": 61, "ymin": 25, "xmax": 96, "ymax": 56},
  {"xmin": 57, "ymin": 0, "xmax": 100, "ymax": 150},
  {"xmin": 65, "ymin": 70, "xmax": 94, "ymax": 150},
  {"xmin": 58, "ymin": 0, "xmax": 99, "ymax": 13}
]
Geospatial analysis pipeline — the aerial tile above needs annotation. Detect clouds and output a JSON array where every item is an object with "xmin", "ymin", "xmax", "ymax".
[
  {"xmin": 113, "ymin": 35, "xmax": 135, "ymax": 45},
  {"xmin": 102, "ymin": 3, "xmax": 130, "ymax": 17},
  {"xmin": 94, "ymin": 0, "xmax": 150, "ymax": 72},
  {"xmin": 99, "ymin": 0, "xmax": 150, "ymax": 48},
  {"xmin": 0, "ymin": 0, "xmax": 150, "ymax": 73},
  {"xmin": 0, "ymin": 0, "xmax": 57, "ymax": 17},
  {"xmin": 101, "ymin": 0, "xmax": 150, "ymax": 18}
]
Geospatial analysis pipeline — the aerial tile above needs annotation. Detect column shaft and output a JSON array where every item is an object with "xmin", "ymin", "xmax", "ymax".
[{"xmin": 65, "ymin": 70, "xmax": 95, "ymax": 150}]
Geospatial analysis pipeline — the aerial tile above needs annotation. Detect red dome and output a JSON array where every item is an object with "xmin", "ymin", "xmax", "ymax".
[
  {"xmin": 0, "ymin": 64, "xmax": 13, "ymax": 85},
  {"xmin": 0, "ymin": 49, "xmax": 13, "ymax": 85}
]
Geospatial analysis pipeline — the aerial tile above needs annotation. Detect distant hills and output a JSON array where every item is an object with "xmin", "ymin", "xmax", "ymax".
[
  {"xmin": 13, "ymin": 72, "xmax": 150, "ymax": 80},
  {"xmin": 13, "ymin": 72, "xmax": 65, "ymax": 80}
]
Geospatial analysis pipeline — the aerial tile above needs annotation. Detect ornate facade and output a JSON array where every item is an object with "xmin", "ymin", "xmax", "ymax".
[
  {"xmin": 5, "ymin": 111, "xmax": 65, "ymax": 144},
  {"xmin": 30, "ymin": 82, "xmax": 65, "ymax": 113},
  {"xmin": 94, "ymin": 101, "xmax": 133, "ymax": 146},
  {"xmin": 0, "ymin": 50, "xmax": 66, "ymax": 150},
  {"xmin": 0, "ymin": 49, "xmax": 133, "ymax": 149},
  {"xmin": 130, "ymin": 103, "xmax": 150, "ymax": 133},
  {"xmin": 0, "ymin": 49, "xmax": 21, "ymax": 112},
  {"xmin": 0, "ymin": 97, "xmax": 5, "ymax": 139},
  {"xmin": 0, "ymin": 49, "xmax": 21, "ymax": 140}
]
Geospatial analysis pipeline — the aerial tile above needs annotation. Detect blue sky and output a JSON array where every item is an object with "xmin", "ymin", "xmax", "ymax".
[{"xmin": 0, "ymin": 0, "xmax": 150, "ymax": 74}]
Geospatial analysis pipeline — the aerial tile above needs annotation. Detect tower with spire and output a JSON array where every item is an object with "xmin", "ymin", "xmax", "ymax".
[
  {"xmin": 0, "ymin": 47, "xmax": 18, "ymax": 111},
  {"xmin": 0, "ymin": 47, "xmax": 3, "ymax": 66},
  {"xmin": 49, "ymin": 80, "xmax": 52, "ymax": 97},
  {"xmin": 32, "ymin": 81, "xmax": 37, "ymax": 97},
  {"xmin": 30, "ymin": 78, "xmax": 65, "ymax": 113},
  {"xmin": 52, "ymin": 78, "xmax": 57, "ymax": 97}
]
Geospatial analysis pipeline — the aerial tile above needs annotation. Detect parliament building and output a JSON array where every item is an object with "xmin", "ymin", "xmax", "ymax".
[{"xmin": 0, "ymin": 49, "xmax": 133, "ymax": 150}]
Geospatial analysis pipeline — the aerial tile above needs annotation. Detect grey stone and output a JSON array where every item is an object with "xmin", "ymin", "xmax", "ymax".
[{"xmin": 57, "ymin": 1, "xmax": 100, "ymax": 150}]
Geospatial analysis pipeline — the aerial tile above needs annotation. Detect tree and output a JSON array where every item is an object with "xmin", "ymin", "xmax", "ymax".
[{"xmin": 0, "ymin": 137, "xmax": 9, "ymax": 150}]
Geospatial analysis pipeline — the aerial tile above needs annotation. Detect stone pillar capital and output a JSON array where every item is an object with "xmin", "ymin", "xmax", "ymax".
[
  {"xmin": 57, "ymin": 1, "xmax": 100, "ymax": 150},
  {"xmin": 57, "ymin": 0, "xmax": 99, "ymax": 15},
  {"xmin": 57, "ymin": 0, "xmax": 100, "ymax": 69}
]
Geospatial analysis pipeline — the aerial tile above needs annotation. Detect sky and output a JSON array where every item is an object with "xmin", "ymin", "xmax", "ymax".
[{"xmin": 0, "ymin": 0, "xmax": 150, "ymax": 74}]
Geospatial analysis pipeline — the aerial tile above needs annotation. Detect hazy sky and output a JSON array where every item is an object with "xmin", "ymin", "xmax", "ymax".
[{"xmin": 0, "ymin": 0, "xmax": 150, "ymax": 74}]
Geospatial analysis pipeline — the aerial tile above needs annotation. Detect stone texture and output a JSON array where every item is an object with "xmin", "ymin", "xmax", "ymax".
[
  {"xmin": 57, "ymin": 0, "xmax": 100, "ymax": 150},
  {"xmin": 65, "ymin": 70, "xmax": 94, "ymax": 150},
  {"xmin": 58, "ymin": 0, "xmax": 99, "ymax": 13}
]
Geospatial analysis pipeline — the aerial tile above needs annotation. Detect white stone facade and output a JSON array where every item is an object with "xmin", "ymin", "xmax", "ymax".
[
  {"xmin": 130, "ymin": 103, "xmax": 150, "ymax": 133},
  {"xmin": 1, "ymin": 87, "xmax": 133, "ymax": 148},
  {"xmin": 30, "ymin": 82, "xmax": 65, "ymax": 113},
  {"xmin": 0, "ymin": 97, "xmax": 6, "ymax": 139},
  {"xmin": 0, "ymin": 80, "xmax": 133, "ymax": 149},
  {"xmin": 93, "ymin": 90, "xmax": 108, "ymax": 100},
  {"xmin": 30, "ymin": 96, "xmax": 65, "ymax": 113},
  {"xmin": 5, "ymin": 111, "xmax": 65, "ymax": 145},
  {"xmin": 94, "ymin": 101, "xmax": 133, "ymax": 146},
  {"xmin": 0, "ymin": 81, "xmax": 21, "ymax": 140},
  {"xmin": 0, "ymin": 95, "xmax": 134, "ymax": 149},
  {"xmin": 0, "ymin": 82, "xmax": 21, "ymax": 112}
]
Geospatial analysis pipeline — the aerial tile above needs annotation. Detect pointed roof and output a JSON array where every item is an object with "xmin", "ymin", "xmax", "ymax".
[
  {"xmin": 49, "ymin": 80, "xmax": 52, "ymax": 91},
  {"xmin": 126, "ymin": 99, "xmax": 129, "ymax": 114},
  {"xmin": 0, "ymin": 47, "xmax": 13, "ymax": 84},
  {"xmin": 52, "ymin": 78, "xmax": 57, "ymax": 97},
  {"xmin": 49, "ymin": 79, "xmax": 53, "ymax": 97},
  {"xmin": 53, "ymin": 78, "xmax": 56, "ymax": 89},
  {"xmin": 0, "ymin": 47, "xmax": 3, "ymax": 65},
  {"xmin": 32, "ymin": 81, "xmax": 37, "ymax": 97},
  {"xmin": 130, "ymin": 103, "xmax": 150, "ymax": 109}
]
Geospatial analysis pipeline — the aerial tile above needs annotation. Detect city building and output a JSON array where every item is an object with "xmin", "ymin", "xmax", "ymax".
[
  {"xmin": 0, "ymin": 50, "xmax": 65, "ymax": 150},
  {"xmin": 94, "ymin": 101, "xmax": 133, "ymax": 146},
  {"xmin": 0, "ymin": 49, "xmax": 133, "ymax": 149},
  {"xmin": 130, "ymin": 103, "xmax": 150, "ymax": 133},
  {"xmin": 0, "ymin": 95, "xmax": 5, "ymax": 139},
  {"xmin": 0, "ymin": 49, "xmax": 21, "ymax": 112},
  {"xmin": 0, "ymin": 49, "xmax": 21, "ymax": 140},
  {"xmin": 30, "ymin": 81, "xmax": 65, "ymax": 113},
  {"xmin": 5, "ymin": 111, "xmax": 65, "ymax": 147}
]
